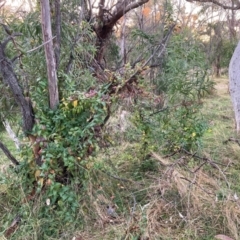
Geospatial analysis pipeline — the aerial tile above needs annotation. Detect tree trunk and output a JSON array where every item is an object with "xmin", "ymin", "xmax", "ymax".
[
  {"xmin": 229, "ymin": 41, "xmax": 240, "ymax": 132},
  {"xmin": 54, "ymin": 0, "xmax": 61, "ymax": 70},
  {"xmin": 40, "ymin": 0, "xmax": 59, "ymax": 109},
  {"xmin": 93, "ymin": 0, "xmax": 149, "ymax": 64},
  {"xmin": 120, "ymin": 14, "xmax": 127, "ymax": 65},
  {"xmin": 215, "ymin": 55, "xmax": 221, "ymax": 77},
  {"xmin": 0, "ymin": 43, "xmax": 34, "ymax": 134}
]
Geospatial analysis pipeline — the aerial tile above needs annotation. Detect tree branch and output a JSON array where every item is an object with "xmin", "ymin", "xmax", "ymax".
[
  {"xmin": 186, "ymin": 0, "xmax": 240, "ymax": 10},
  {"xmin": 109, "ymin": 0, "xmax": 149, "ymax": 27},
  {"xmin": 0, "ymin": 141, "xmax": 19, "ymax": 165},
  {"xmin": 2, "ymin": 33, "xmax": 22, "ymax": 49},
  {"xmin": 94, "ymin": 0, "xmax": 150, "ymax": 62},
  {"xmin": 0, "ymin": 44, "xmax": 35, "ymax": 134}
]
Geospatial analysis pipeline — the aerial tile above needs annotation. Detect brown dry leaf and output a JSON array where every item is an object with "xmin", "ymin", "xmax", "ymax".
[
  {"xmin": 37, "ymin": 177, "xmax": 44, "ymax": 187},
  {"xmin": 214, "ymin": 234, "xmax": 234, "ymax": 240},
  {"xmin": 34, "ymin": 169, "xmax": 41, "ymax": 179}
]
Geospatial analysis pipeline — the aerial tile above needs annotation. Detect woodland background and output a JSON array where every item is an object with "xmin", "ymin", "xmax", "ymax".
[{"xmin": 0, "ymin": 0, "xmax": 240, "ymax": 239}]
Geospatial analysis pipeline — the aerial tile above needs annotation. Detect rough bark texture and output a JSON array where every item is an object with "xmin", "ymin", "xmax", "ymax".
[
  {"xmin": 0, "ymin": 140, "xmax": 19, "ymax": 165},
  {"xmin": 229, "ymin": 41, "xmax": 240, "ymax": 132},
  {"xmin": 0, "ymin": 42, "xmax": 34, "ymax": 134},
  {"xmin": 40, "ymin": 0, "xmax": 59, "ymax": 109}
]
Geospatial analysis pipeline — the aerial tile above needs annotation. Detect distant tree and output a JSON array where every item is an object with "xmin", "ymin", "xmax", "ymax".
[{"xmin": 187, "ymin": 0, "xmax": 240, "ymax": 132}]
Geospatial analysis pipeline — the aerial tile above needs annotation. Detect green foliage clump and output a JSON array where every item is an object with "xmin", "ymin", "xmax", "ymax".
[
  {"xmin": 158, "ymin": 105, "xmax": 208, "ymax": 152},
  {"xmin": 158, "ymin": 32, "xmax": 213, "ymax": 98},
  {"xmin": 18, "ymin": 88, "xmax": 108, "ymax": 233},
  {"xmin": 147, "ymin": 31, "xmax": 213, "ymax": 153}
]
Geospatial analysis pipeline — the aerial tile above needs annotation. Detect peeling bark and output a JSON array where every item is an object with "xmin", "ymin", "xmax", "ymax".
[{"xmin": 3, "ymin": 120, "xmax": 20, "ymax": 149}]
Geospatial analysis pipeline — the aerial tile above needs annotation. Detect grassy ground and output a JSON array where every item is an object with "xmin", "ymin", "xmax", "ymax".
[{"xmin": 1, "ymin": 77, "xmax": 240, "ymax": 240}]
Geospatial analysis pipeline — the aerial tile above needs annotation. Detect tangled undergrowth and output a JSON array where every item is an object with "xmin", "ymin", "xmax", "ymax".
[{"xmin": 1, "ymin": 77, "xmax": 240, "ymax": 240}]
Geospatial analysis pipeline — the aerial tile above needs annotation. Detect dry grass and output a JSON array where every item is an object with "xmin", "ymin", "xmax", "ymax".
[
  {"xmin": 79, "ymin": 77, "xmax": 240, "ymax": 240},
  {"xmin": 2, "ymin": 77, "xmax": 240, "ymax": 240}
]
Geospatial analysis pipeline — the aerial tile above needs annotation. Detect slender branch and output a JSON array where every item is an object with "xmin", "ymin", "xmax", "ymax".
[
  {"xmin": 149, "ymin": 107, "xmax": 168, "ymax": 116},
  {"xmin": 101, "ymin": 169, "xmax": 133, "ymax": 182},
  {"xmin": 181, "ymin": 149, "xmax": 227, "ymax": 167},
  {"xmin": 0, "ymin": 140, "xmax": 19, "ymax": 165},
  {"xmin": 223, "ymin": 137, "xmax": 240, "ymax": 146},
  {"xmin": 1, "ymin": 33, "xmax": 22, "ymax": 49},
  {"xmin": 180, "ymin": 177, "xmax": 215, "ymax": 196},
  {"xmin": 186, "ymin": 0, "xmax": 240, "ymax": 10},
  {"xmin": 27, "ymin": 36, "xmax": 56, "ymax": 54}
]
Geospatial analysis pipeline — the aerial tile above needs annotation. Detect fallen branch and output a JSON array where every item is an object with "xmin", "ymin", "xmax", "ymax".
[
  {"xmin": 180, "ymin": 176, "xmax": 215, "ymax": 196},
  {"xmin": 181, "ymin": 149, "xmax": 227, "ymax": 168},
  {"xmin": 223, "ymin": 137, "xmax": 240, "ymax": 146},
  {"xmin": 4, "ymin": 214, "xmax": 21, "ymax": 238},
  {"xmin": 101, "ymin": 169, "xmax": 133, "ymax": 183},
  {"xmin": 181, "ymin": 149, "xmax": 230, "ymax": 187}
]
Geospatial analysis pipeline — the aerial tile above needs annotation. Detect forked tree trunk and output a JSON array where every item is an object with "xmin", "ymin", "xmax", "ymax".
[{"xmin": 229, "ymin": 41, "xmax": 240, "ymax": 132}]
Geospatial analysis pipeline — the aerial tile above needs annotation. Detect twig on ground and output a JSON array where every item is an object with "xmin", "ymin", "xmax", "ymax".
[
  {"xmin": 223, "ymin": 137, "xmax": 240, "ymax": 146},
  {"xmin": 181, "ymin": 149, "xmax": 230, "ymax": 187},
  {"xmin": 100, "ymin": 169, "xmax": 133, "ymax": 182},
  {"xmin": 180, "ymin": 177, "xmax": 215, "ymax": 196}
]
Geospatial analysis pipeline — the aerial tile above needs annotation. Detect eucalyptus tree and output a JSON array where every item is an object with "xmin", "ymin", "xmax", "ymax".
[{"xmin": 0, "ymin": 0, "xmax": 178, "ymax": 170}]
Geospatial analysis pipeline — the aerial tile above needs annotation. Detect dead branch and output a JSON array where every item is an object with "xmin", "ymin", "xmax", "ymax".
[
  {"xmin": 4, "ymin": 214, "xmax": 21, "ymax": 238},
  {"xmin": 101, "ymin": 169, "xmax": 134, "ymax": 182},
  {"xmin": 181, "ymin": 149, "xmax": 230, "ymax": 187},
  {"xmin": 223, "ymin": 137, "xmax": 240, "ymax": 146},
  {"xmin": 0, "ymin": 140, "xmax": 19, "ymax": 165},
  {"xmin": 186, "ymin": 0, "xmax": 240, "ymax": 10},
  {"xmin": 180, "ymin": 176, "xmax": 215, "ymax": 196},
  {"xmin": 181, "ymin": 149, "xmax": 227, "ymax": 168}
]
